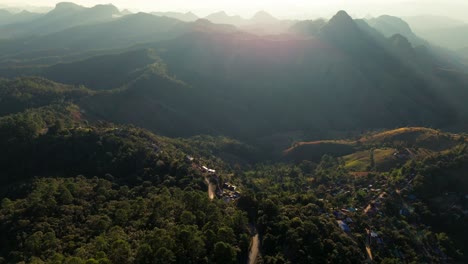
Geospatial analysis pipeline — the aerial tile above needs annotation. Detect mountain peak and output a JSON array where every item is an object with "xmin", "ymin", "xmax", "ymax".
[
  {"xmin": 389, "ymin": 33, "xmax": 413, "ymax": 51},
  {"xmin": 252, "ymin": 10, "xmax": 277, "ymax": 23},
  {"xmin": 208, "ymin": 11, "xmax": 228, "ymax": 17},
  {"xmin": 121, "ymin": 9, "xmax": 133, "ymax": 15},
  {"xmin": 319, "ymin": 10, "xmax": 372, "ymax": 52},
  {"xmin": 54, "ymin": 2, "xmax": 83, "ymax": 11},
  {"xmin": 330, "ymin": 10, "xmax": 354, "ymax": 24},
  {"xmin": 91, "ymin": 4, "xmax": 120, "ymax": 15},
  {"xmin": 321, "ymin": 10, "xmax": 358, "ymax": 35}
]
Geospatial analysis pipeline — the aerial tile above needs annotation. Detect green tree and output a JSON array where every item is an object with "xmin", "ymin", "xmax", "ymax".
[
  {"xmin": 109, "ymin": 240, "xmax": 131, "ymax": 264},
  {"xmin": 154, "ymin": 247, "xmax": 175, "ymax": 264},
  {"xmin": 213, "ymin": 242, "xmax": 237, "ymax": 264}
]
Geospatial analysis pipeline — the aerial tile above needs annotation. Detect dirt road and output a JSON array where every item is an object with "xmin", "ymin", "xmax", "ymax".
[
  {"xmin": 248, "ymin": 234, "xmax": 259, "ymax": 264},
  {"xmin": 204, "ymin": 176, "xmax": 216, "ymax": 200}
]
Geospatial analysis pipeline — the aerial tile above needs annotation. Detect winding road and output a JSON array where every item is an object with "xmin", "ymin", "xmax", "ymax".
[
  {"xmin": 204, "ymin": 176, "xmax": 216, "ymax": 200},
  {"xmin": 248, "ymin": 234, "xmax": 259, "ymax": 264}
]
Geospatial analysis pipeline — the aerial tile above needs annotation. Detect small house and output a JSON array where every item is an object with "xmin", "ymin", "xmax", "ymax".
[{"xmin": 337, "ymin": 220, "xmax": 351, "ymax": 233}]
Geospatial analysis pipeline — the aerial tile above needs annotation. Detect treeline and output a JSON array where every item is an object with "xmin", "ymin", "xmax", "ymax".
[
  {"xmin": 0, "ymin": 177, "xmax": 250, "ymax": 263},
  {"xmin": 0, "ymin": 77, "xmax": 93, "ymax": 116}
]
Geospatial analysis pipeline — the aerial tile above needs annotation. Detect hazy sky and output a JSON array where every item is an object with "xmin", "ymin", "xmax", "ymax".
[{"xmin": 3, "ymin": 0, "xmax": 468, "ymax": 21}]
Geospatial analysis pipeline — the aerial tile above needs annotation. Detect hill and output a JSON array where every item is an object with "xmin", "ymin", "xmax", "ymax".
[
  {"xmin": 0, "ymin": 77, "xmax": 93, "ymax": 116},
  {"xmin": 284, "ymin": 127, "xmax": 467, "ymax": 172},
  {"xmin": 39, "ymin": 49, "xmax": 161, "ymax": 90},
  {"xmin": 359, "ymin": 127, "xmax": 463, "ymax": 150},
  {"xmin": 283, "ymin": 141, "xmax": 356, "ymax": 161}
]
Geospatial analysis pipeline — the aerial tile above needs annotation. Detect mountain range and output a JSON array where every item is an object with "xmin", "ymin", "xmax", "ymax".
[
  {"xmin": 1, "ymin": 8, "xmax": 466, "ymax": 143},
  {"xmin": 0, "ymin": 2, "xmax": 467, "ymax": 143},
  {"xmin": 0, "ymin": 9, "xmax": 41, "ymax": 26},
  {"xmin": 402, "ymin": 15, "xmax": 468, "ymax": 51},
  {"xmin": 0, "ymin": 2, "xmax": 122, "ymax": 38}
]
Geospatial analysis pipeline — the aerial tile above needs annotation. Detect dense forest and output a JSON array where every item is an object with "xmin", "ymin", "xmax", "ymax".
[{"xmin": 0, "ymin": 76, "xmax": 466, "ymax": 264}]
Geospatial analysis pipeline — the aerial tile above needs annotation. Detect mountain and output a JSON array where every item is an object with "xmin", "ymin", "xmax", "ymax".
[
  {"xmin": 0, "ymin": 10, "xmax": 42, "ymax": 26},
  {"xmin": 360, "ymin": 15, "xmax": 468, "ymax": 75},
  {"xmin": 1, "ymin": 10, "xmax": 467, "ymax": 141},
  {"xmin": 245, "ymin": 11, "xmax": 295, "ymax": 35},
  {"xmin": 0, "ymin": 14, "xmax": 238, "ymax": 69},
  {"xmin": 0, "ymin": 12, "xmax": 187, "ymax": 58},
  {"xmin": 400, "ymin": 15, "xmax": 468, "ymax": 50},
  {"xmin": 203, "ymin": 10, "xmax": 293, "ymax": 35},
  {"xmin": 39, "ymin": 49, "xmax": 162, "ymax": 90},
  {"xmin": 152, "ymin": 11, "xmax": 198, "ymax": 22},
  {"xmin": 365, "ymin": 15, "xmax": 426, "ymax": 47},
  {"xmin": 289, "ymin": 19, "xmax": 327, "ymax": 35},
  {"xmin": 251, "ymin": 11, "xmax": 278, "ymax": 24},
  {"xmin": 0, "ymin": 2, "xmax": 120, "ymax": 38},
  {"xmin": 205, "ymin": 11, "xmax": 246, "ymax": 26},
  {"xmin": 120, "ymin": 9, "xmax": 132, "ymax": 16}
]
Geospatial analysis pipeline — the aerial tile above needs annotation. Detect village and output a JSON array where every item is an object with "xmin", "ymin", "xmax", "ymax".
[
  {"xmin": 186, "ymin": 155, "xmax": 242, "ymax": 203},
  {"xmin": 184, "ymin": 149, "xmax": 464, "ymax": 263},
  {"xmin": 317, "ymin": 168, "xmax": 452, "ymax": 263}
]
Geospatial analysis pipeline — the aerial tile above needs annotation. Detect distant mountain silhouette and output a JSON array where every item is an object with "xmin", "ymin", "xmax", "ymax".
[
  {"xmin": 0, "ymin": 2, "xmax": 120, "ymax": 37},
  {"xmin": 205, "ymin": 11, "xmax": 246, "ymax": 26},
  {"xmin": 152, "ymin": 11, "xmax": 198, "ymax": 22},
  {"xmin": 289, "ymin": 19, "xmax": 326, "ymax": 35},
  {"xmin": 251, "ymin": 11, "xmax": 278, "ymax": 24},
  {"xmin": 204, "ymin": 10, "xmax": 281, "ymax": 26},
  {"xmin": 365, "ymin": 15, "xmax": 426, "ymax": 47},
  {"xmin": 0, "ymin": 10, "xmax": 467, "ymax": 139},
  {"xmin": 0, "ymin": 9, "xmax": 41, "ymax": 26},
  {"xmin": 120, "ymin": 9, "xmax": 133, "ymax": 16},
  {"xmin": 0, "ymin": 12, "xmax": 187, "ymax": 54},
  {"xmin": 0, "ymin": 13, "xmax": 236, "ymax": 68}
]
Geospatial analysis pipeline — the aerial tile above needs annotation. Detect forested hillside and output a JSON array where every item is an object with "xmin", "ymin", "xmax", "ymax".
[{"xmin": 0, "ymin": 76, "xmax": 466, "ymax": 264}]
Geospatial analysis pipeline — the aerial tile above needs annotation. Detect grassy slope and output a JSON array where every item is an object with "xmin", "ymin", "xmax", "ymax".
[{"xmin": 284, "ymin": 127, "xmax": 467, "ymax": 170}]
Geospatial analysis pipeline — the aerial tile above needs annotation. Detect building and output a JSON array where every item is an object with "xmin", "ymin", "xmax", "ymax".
[{"xmin": 337, "ymin": 220, "xmax": 351, "ymax": 233}]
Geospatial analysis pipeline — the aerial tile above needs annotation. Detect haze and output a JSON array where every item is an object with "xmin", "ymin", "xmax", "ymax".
[{"xmin": 3, "ymin": 0, "xmax": 468, "ymax": 20}]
